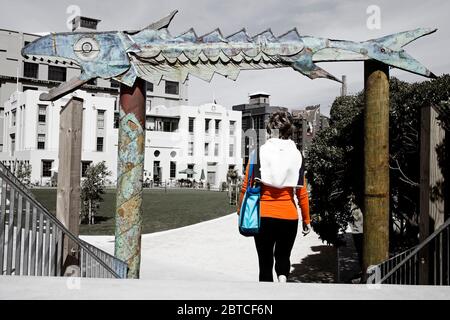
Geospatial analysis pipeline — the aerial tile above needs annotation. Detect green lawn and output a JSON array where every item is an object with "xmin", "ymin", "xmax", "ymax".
[{"xmin": 31, "ymin": 188, "xmax": 236, "ymax": 235}]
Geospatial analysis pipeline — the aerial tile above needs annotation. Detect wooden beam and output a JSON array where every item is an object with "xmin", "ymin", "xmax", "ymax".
[
  {"xmin": 56, "ymin": 97, "xmax": 83, "ymax": 272},
  {"xmin": 362, "ymin": 60, "xmax": 390, "ymax": 275},
  {"xmin": 419, "ymin": 105, "xmax": 446, "ymax": 284}
]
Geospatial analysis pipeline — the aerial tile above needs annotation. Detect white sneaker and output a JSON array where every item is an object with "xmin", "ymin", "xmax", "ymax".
[{"xmin": 278, "ymin": 275, "xmax": 287, "ymax": 283}]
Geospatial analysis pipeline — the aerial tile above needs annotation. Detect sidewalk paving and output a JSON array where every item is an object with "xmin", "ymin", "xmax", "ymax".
[
  {"xmin": 2, "ymin": 214, "xmax": 450, "ymax": 299},
  {"xmin": 81, "ymin": 213, "xmax": 327, "ymax": 282}
]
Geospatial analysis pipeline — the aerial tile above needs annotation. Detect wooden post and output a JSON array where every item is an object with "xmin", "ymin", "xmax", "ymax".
[
  {"xmin": 419, "ymin": 105, "xmax": 446, "ymax": 284},
  {"xmin": 362, "ymin": 60, "xmax": 390, "ymax": 275},
  {"xmin": 114, "ymin": 79, "xmax": 146, "ymax": 279},
  {"xmin": 56, "ymin": 97, "xmax": 83, "ymax": 271}
]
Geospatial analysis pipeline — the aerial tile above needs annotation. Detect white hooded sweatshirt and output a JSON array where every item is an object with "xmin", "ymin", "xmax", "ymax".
[{"xmin": 259, "ymin": 138, "xmax": 303, "ymax": 188}]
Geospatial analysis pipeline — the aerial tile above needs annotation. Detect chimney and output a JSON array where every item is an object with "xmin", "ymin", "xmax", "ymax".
[
  {"xmin": 72, "ymin": 16, "xmax": 101, "ymax": 32},
  {"xmin": 248, "ymin": 92, "xmax": 270, "ymax": 105},
  {"xmin": 341, "ymin": 75, "xmax": 347, "ymax": 96}
]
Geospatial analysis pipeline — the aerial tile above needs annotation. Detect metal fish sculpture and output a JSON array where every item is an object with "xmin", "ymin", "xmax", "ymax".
[{"xmin": 22, "ymin": 10, "xmax": 437, "ymax": 101}]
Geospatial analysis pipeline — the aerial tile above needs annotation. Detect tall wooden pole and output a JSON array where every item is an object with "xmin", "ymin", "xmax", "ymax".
[
  {"xmin": 56, "ymin": 97, "xmax": 83, "ymax": 271},
  {"xmin": 419, "ymin": 105, "xmax": 446, "ymax": 284},
  {"xmin": 114, "ymin": 79, "xmax": 146, "ymax": 279},
  {"xmin": 363, "ymin": 60, "xmax": 390, "ymax": 274}
]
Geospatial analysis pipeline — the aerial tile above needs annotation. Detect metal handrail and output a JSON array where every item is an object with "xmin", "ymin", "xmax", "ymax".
[
  {"xmin": 367, "ymin": 217, "xmax": 450, "ymax": 285},
  {"xmin": 380, "ymin": 218, "xmax": 450, "ymax": 283},
  {"xmin": 0, "ymin": 161, "xmax": 127, "ymax": 278}
]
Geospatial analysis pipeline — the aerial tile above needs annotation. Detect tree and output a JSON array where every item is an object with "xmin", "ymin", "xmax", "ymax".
[
  {"xmin": 305, "ymin": 94, "xmax": 364, "ymax": 245},
  {"xmin": 80, "ymin": 161, "xmax": 111, "ymax": 225},
  {"xmin": 15, "ymin": 162, "xmax": 32, "ymax": 187},
  {"xmin": 306, "ymin": 75, "xmax": 450, "ymax": 250}
]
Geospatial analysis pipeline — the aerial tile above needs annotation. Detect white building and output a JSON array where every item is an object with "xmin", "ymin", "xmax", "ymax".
[
  {"xmin": 144, "ymin": 103, "xmax": 242, "ymax": 188},
  {"xmin": 0, "ymin": 90, "xmax": 118, "ymax": 186},
  {"xmin": 0, "ymin": 16, "xmax": 189, "ymax": 151},
  {"xmin": 0, "ymin": 89, "xmax": 243, "ymax": 188}
]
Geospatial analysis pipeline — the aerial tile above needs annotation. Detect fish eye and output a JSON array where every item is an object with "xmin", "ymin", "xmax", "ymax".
[
  {"xmin": 82, "ymin": 42, "xmax": 93, "ymax": 53},
  {"xmin": 74, "ymin": 37, "xmax": 100, "ymax": 61},
  {"xmin": 381, "ymin": 48, "xmax": 386, "ymax": 53}
]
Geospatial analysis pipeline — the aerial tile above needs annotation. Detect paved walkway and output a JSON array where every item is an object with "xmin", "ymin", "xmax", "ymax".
[
  {"xmin": 2, "ymin": 214, "xmax": 450, "ymax": 299},
  {"xmin": 81, "ymin": 213, "xmax": 327, "ymax": 282}
]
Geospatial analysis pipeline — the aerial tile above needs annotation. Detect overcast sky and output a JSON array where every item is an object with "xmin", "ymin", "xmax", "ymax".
[{"xmin": 1, "ymin": 0, "xmax": 448, "ymax": 115}]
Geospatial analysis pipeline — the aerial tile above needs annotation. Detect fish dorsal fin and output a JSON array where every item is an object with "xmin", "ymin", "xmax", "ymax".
[
  {"xmin": 175, "ymin": 28, "xmax": 198, "ymax": 42},
  {"xmin": 198, "ymin": 28, "xmax": 227, "ymax": 43},
  {"xmin": 125, "ymin": 10, "xmax": 178, "ymax": 35},
  {"xmin": 226, "ymin": 28, "xmax": 252, "ymax": 42},
  {"xmin": 278, "ymin": 28, "xmax": 301, "ymax": 41},
  {"xmin": 146, "ymin": 10, "xmax": 179, "ymax": 30},
  {"xmin": 253, "ymin": 29, "xmax": 277, "ymax": 42}
]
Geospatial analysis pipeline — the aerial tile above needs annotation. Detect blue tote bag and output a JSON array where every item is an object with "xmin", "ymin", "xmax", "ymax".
[{"xmin": 239, "ymin": 150, "xmax": 261, "ymax": 236}]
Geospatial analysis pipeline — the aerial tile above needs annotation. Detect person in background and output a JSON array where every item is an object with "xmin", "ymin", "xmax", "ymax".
[{"xmin": 238, "ymin": 111, "xmax": 311, "ymax": 282}]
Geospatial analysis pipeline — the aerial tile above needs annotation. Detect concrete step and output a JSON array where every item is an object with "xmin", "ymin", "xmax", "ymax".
[{"xmin": 1, "ymin": 275, "xmax": 450, "ymax": 300}]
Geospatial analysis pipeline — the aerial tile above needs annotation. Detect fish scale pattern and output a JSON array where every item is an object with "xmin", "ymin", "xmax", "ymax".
[{"xmin": 129, "ymin": 28, "xmax": 305, "ymax": 83}]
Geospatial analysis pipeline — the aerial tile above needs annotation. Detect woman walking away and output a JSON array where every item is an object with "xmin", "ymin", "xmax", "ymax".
[{"xmin": 238, "ymin": 111, "xmax": 311, "ymax": 282}]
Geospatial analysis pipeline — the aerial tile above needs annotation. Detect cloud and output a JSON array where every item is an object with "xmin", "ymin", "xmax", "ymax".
[{"xmin": 1, "ymin": 0, "xmax": 448, "ymax": 115}]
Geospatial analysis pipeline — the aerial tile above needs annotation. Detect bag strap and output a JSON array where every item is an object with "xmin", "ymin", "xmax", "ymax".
[
  {"xmin": 247, "ymin": 150, "xmax": 255, "ymax": 187},
  {"xmin": 247, "ymin": 149, "xmax": 261, "ymax": 187}
]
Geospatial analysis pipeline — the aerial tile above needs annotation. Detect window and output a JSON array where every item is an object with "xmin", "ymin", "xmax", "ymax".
[
  {"xmin": 80, "ymin": 18, "xmax": 97, "ymax": 29},
  {"xmin": 188, "ymin": 117, "xmax": 195, "ymax": 133},
  {"xmin": 205, "ymin": 119, "xmax": 210, "ymax": 133},
  {"xmin": 187, "ymin": 164, "xmax": 194, "ymax": 178},
  {"xmin": 230, "ymin": 121, "xmax": 236, "ymax": 135},
  {"xmin": 163, "ymin": 121, "xmax": 171, "ymax": 132},
  {"xmin": 188, "ymin": 142, "xmax": 194, "ymax": 156},
  {"xmin": 96, "ymin": 137, "xmax": 104, "ymax": 152},
  {"xmin": 11, "ymin": 110, "xmax": 16, "ymax": 126},
  {"xmin": 154, "ymin": 150, "xmax": 160, "ymax": 157},
  {"xmin": 147, "ymin": 82, "xmax": 154, "ymax": 92},
  {"xmin": 256, "ymin": 116, "xmax": 264, "ymax": 129},
  {"xmin": 165, "ymin": 80, "xmax": 179, "ymax": 95},
  {"xmin": 38, "ymin": 105, "xmax": 46, "ymax": 123},
  {"xmin": 215, "ymin": 120, "xmax": 221, "ymax": 135},
  {"xmin": 147, "ymin": 117, "xmax": 179, "ymax": 132},
  {"xmin": 97, "ymin": 110, "xmax": 105, "ymax": 129},
  {"xmin": 23, "ymin": 62, "xmax": 38, "ymax": 79},
  {"xmin": 81, "ymin": 161, "xmax": 92, "ymax": 177},
  {"xmin": 204, "ymin": 143, "xmax": 209, "ymax": 156},
  {"xmin": 48, "ymin": 66, "xmax": 67, "ymax": 82},
  {"xmin": 114, "ymin": 112, "xmax": 120, "ymax": 129},
  {"xmin": 110, "ymin": 80, "xmax": 120, "ymax": 88},
  {"xmin": 170, "ymin": 161, "xmax": 176, "ymax": 178},
  {"xmin": 229, "ymin": 144, "xmax": 234, "ymax": 157},
  {"xmin": 153, "ymin": 161, "xmax": 161, "ymax": 181},
  {"xmin": 10, "ymin": 134, "xmax": 15, "ymax": 156},
  {"xmin": 23, "ymin": 86, "xmax": 38, "ymax": 92},
  {"xmin": 214, "ymin": 143, "xmax": 219, "ymax": 157},
  {"xmin": 37, "ymin": 134, "xmax": 45, "ymax": 149},
  {"xmin": 42, "ymin": 160, "xmax": 53, "ymax": 177}
]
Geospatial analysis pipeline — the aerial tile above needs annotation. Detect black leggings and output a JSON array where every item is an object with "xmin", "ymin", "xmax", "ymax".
[{"xmin": 254, "ymin": 217, "xmax": 298, "ymax": 282}]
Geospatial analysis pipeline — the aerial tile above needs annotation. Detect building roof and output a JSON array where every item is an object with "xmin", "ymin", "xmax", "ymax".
[{"xmin": 249, "ymin": 91, "xmax": 270, "ymax": 97}]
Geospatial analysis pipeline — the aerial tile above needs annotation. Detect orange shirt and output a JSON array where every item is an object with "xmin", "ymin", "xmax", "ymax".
[{"xmin": 238, "ymin": 162, "xmax": 310, "ymax": 223}]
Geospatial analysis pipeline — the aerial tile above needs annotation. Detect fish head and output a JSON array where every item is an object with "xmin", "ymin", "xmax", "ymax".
[{"xmin": 22, "ymin": 32, "xmax": 132, "ymax": 81}]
